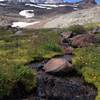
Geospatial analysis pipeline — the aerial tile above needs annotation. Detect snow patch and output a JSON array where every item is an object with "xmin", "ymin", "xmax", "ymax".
[
  {"xmin": 25, "ymin": 3, "xmax": 66, "ymax": 9},
  {"xmin": 38, "ymin": 4, "xmax": 59, "ymax": 7},
  {"xmin": 19, "ymin": 10, "xmax": 34, "ymax": 18},
  {"xmin": 11, "ymin": 21, "xmax": 40, "ymax": 28},
  {"xmin": 73, "ymin": 7, "xmax": 79, "ymax": 10},
  {"xmin": 25, "ymin": 3, "xmax": 52, "ymax": 9},
  {"xmin": 0, "ymin": 0, "xmax": 5, "ymax": 1}
]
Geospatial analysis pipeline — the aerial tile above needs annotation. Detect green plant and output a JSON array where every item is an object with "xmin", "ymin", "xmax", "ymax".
[
  {"xmin": 73, "ymin": 46, "xmax": 100, "ymax": 100},
  {"xmin": 0, "ymin": 63, "xmax": 36, "ymax": 99},
  {"xmin": 14, "ymin": 64, "xmax": 37, "ymax": 92},
  {"xmin": 0, "ymin": 62, "xmax": 36, "ymax": 98}
]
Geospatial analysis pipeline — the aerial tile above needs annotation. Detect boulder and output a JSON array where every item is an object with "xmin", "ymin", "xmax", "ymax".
[
  {"xmin": 43, "ymin": 58, "xmax": 73, "ymax": 73},
  {"xmin": 70, "ymin": 34, "xmax": 95, "ymax": 47}
]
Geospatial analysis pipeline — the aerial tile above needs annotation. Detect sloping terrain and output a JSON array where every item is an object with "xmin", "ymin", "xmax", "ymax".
[
  {"xmin": 42, "ymin": 6, "xmax": 100, "ymax": 28},
  {"xmin": 0, "ymin": 0, "xmax": 98, "ymax": 28},
  {"xmin": 0, "ymin": 3, "xmax": 79, "ymax": 27}
]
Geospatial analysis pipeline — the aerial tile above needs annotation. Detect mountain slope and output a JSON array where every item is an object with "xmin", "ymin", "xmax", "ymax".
[
  {"xmin": 3, "ymin": 0, "xmax": 64, "ymax": 3},
  {"xmin": 2, "ymin": 0, "xmax": 96, "ymax": 4},
  {"xmin": 42, "ymin": 6, "xmax": 100, "ymax": 28}
]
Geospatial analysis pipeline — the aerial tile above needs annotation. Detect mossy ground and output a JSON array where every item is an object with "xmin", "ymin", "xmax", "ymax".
[
  {"xmin": 0, "ymin": 28, "xmax": 63, "ymax": 98},
  {"xmin": 73, "ymin": 31, "xmax": 100, "ymax": 100}
]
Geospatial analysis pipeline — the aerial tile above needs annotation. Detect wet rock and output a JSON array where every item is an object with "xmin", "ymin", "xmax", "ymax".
[
  {"xmin": 5, "ymin": 71, "xmax": 97, "ymax": 100},
  {"xmin": 70, "ymin": 34, "xmax": 96, "ymax": 47},
  {"xmin": 33, "ymin": 71, "xmax": 97, "ymax": 100},
  {"xmin": 43, "ymin": 58, "xmax": 73, "ymax": 73}
]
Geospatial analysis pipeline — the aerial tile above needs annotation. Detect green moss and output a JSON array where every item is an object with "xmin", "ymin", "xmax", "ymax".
[{"xmin": 73, "ymin": 46, "xmax": 100, "ymax": 100}]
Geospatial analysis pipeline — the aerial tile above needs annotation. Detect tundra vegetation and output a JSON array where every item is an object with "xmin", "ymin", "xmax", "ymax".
[{"xmin": 0, "ymin": 23, "xmax": 100, "ymax": 99}]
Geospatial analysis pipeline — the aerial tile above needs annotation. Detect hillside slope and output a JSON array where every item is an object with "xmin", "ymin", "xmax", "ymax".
[{"xmin": 42, "ymin": 6, "xmax": 100, "ymax": 28}]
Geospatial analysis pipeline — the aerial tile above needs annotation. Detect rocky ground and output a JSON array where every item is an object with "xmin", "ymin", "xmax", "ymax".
[{"xmin": 24, "ymin": 71, "xmax": 96, "ymax": 100}]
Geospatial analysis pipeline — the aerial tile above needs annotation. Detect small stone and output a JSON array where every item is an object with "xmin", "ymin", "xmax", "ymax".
[
  {"xmin": 60, "ymin": 32, "xmax": 72, "ymax": 39},
  {"xmin": 63, "ymin": 46, "xmax": 73, "ymax": 54}
]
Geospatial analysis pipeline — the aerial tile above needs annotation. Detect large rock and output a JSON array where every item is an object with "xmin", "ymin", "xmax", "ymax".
[
  {"xmin": 70, "ymin": 34, "xmax": 96, "ymax": 47},
  {"xmin": 43, "ymin": 58, "xmax": 73, "ymax": 73}
]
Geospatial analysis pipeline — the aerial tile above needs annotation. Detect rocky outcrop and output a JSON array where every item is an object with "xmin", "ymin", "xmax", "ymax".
[{"xmin": 84, "ymin": 0, "xmax": 96, "ymax": 5}]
